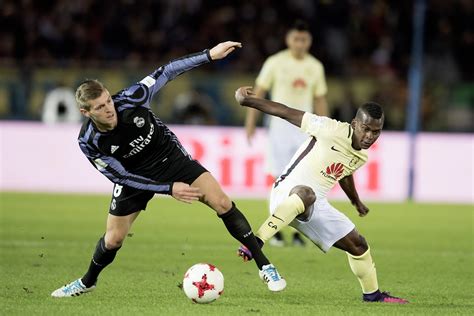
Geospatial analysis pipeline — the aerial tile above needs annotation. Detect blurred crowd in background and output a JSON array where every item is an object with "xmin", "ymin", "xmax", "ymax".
[{"xmin": 0, "ymin": 0, "xmax": 472, "ymax": 132}]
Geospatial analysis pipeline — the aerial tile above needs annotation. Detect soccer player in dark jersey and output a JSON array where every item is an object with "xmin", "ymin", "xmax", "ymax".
[{"xmin": 51, "ymin": 42, "xmax": 286, "ymax": 298}]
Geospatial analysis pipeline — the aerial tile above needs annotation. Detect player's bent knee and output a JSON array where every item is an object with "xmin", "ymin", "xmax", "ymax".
[
  {"xmin": 358, "ymin": 235, "xmax": 369, "ymax": 252},
  {"xmin": 348, "ymin": 234, "xmax": 369, "ymax": 256},
  {"xmin": 208, "ymin": 194, "xmax": 232, "ymax": 214},
  {"xmin": 290, "ymin": 185, "xmax": 316, "ymax": 208},
  {"xmin": 104, "ymin": 232, "xmax": 127, "ymax": 249},
  {"xmin": 105, "ymin": 238, "xmax": 124, "ymax": 250}
]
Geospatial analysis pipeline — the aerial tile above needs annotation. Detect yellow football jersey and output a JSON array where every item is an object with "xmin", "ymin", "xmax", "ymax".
[
  {"xmin": 274, "ymin": 113, "xmax": 368, "ymax": 198},
  {"xmin": 256, "ymin": 49, "xmax": 327, "ymax": 113}
]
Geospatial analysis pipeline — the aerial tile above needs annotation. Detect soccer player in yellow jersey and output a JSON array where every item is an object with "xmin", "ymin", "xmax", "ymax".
[
  {"xmin": 245, "ymin": 20, "xmax": 328, "ymax": 247},
  {"xmin": 235, "ymin": 86, "xmax": 408, "ymax": 304}
]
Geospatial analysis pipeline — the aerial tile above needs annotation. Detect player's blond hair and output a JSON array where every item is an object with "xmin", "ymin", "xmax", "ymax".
[{"xmin": 75, "ymin": 79, "xmax": 106, "ymax": 110}]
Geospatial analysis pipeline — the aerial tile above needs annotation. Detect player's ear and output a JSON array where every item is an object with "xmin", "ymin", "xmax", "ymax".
[
  {"xmin": 285, "ymin": 31, "xmax": 292, "ymax": 46},
  {"xmin": 307, "ymin": 33, "xmax": 313, "ymax": 46},
  {"xmin": 350, "ymin": 119, "xmax": 357, "ymax": 129},
  {"xmin": 80, "ymin": 108, "xmax": 90, "ymax": 118}
]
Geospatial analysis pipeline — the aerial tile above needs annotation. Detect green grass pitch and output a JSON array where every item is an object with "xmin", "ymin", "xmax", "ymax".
[{"xmin": 1, "ymin": 192, "xmax": 473, "ymax": 315}]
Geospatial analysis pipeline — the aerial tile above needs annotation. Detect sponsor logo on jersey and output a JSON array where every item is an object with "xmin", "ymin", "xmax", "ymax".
[
  {"xmin": 320, "ymin": 162, "xmax": 344, "ymax": 180},
  {"xmin": 124, "ymin": 124, "xmax": 155, "ymax": 158},
  {"xmin": 292, "ymin": 78, "xmax": 307, "ymax": 89},
  {"xmin": 133, "ymin": 116, "xmax": 145, "ymax": 128}
]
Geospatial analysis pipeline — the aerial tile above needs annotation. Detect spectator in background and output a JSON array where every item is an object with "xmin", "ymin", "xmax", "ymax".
[
  {"xmin": 331, "ymin": 85, "xmax": 358, "ymax": 123},
  {"xmin": 172, "ymin": 89, "xmax": 216, "ymax": 125},
  {"xmin": 1, "ymin": 1, "xmax": 472, "ymax": 132},
  {"xmin": 245, "ymin": 20, "xmax": 329, "ymax": 247}
]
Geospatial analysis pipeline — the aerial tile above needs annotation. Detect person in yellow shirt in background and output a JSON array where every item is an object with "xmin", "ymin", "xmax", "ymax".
[{"xmin": 245, "ymin": 20, "xmax": 329, "ymax": 247}]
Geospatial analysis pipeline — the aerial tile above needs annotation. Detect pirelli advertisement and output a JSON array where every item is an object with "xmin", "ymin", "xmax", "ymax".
[{"xmin": 1, "ymin": 123, "xmax": 472, "ymax": 203}]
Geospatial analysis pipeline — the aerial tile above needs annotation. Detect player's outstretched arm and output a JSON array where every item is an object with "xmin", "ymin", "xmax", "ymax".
[
  {"xmin": 79, "ymin": 140, "xmax": 175, "ymax": 195},
  {"xmin": 235, "ymin": 86, "xmax": 304, "ymax": 127},
  {"xmin": 339, "ymin": 175, "xmax": 369, "ymax": 217},
  {"xmin": 129, "ymin": 41, "xmax": 242, "ymax": 108}
]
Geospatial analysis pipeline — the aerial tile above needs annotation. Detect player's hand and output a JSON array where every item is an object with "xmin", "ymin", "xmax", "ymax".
[
  {"xmin": 171, "ymin": 182, "xmax": 203, "ymax": 204},
  {"xmin": 209, "ymin": 41, "xmax": 242, "ymax": 60},
  {"xmin": 235, "ymin": 86, "xmax": 255, "ymax": 105},
  {"xmin": 354, "ymin": 201, "xmax": 369, "ymax": 217}
]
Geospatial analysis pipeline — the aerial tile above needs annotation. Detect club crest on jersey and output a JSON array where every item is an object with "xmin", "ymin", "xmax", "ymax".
[
  {"xmin": 349, "ymin": 157, "xmax": 360, "ymax": 167},
  {"xmin": 133, "ymin": 116, "xmax": 145, "ymax": 128},
  {"xmin": 320, "ymin": 162, "xmax": 344, "ymax": 180}
]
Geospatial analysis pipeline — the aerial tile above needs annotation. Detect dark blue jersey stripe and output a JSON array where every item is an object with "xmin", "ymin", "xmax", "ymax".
[
  {"xmin": 274, "ymin": 137, "xmax": 317, "ymax": 188},
  {"xmin": 78, "ymin": 124, "xmax": 172, "ymax": 194}
]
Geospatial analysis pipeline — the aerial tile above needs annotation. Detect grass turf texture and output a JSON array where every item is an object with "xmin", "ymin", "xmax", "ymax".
[{"xmin": 1, "ymin": 192, "xmax": 472, "ymax": 315}]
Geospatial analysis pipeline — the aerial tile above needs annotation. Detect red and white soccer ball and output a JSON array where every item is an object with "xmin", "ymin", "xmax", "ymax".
[{"xmin": 182, "ymin": 263, "xmax": 224, "ymax": 304}]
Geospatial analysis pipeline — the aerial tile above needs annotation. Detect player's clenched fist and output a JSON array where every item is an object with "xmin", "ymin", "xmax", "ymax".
[
  {"xmin": 235, "ymin": 86, "xmax": 255, "ymax": 105},
  {"xmin": 354, "ymin": 201, "xmax": 370, "ymax": 217}
]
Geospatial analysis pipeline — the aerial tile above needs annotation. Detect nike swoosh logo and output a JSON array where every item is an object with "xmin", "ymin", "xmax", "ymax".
[
  {"xmin": 272, "ymin": 215, "xmax": 284, "ymax": 222},
  {"xmin": 331, "ymin": 146, "xmax": 342, "ymax": 153}
]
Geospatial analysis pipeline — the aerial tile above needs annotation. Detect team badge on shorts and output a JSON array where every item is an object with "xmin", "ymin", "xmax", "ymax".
[
  {"xmin": 133, "ymin": 117, "xmax": 145, "ymax": 128},
  {"xmin": 110, "ymin": 198, "xmax": 117, "ymax": 210}
]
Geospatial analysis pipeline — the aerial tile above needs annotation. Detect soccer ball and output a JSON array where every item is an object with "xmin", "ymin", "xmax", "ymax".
[{"xmin": 182, "ymin": 263, "xmax": 224, "ymax": 304}]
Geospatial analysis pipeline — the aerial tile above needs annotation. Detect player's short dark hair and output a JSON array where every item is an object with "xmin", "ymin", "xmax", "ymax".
[
  {"xmin": 76, "ymin": 79, "xmax": 106, "ymax": 110},
  {"xmin": 289, "ymin": 20, "xmax": 310, "ymax": 32},
  {"xmin": 359, "ymin": 102, "xmax": 384, "ymax": 119}
]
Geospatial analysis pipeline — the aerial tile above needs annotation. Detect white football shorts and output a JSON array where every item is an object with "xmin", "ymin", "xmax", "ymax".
[{"xmin": 269, "ymin": 181, "xmax": 355, "ymax": 252}]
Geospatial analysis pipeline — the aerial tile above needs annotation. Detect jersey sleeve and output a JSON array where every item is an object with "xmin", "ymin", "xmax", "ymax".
[
  {"xmin": 300, "ymin": 112, "xmax": 340, "ymax": 137},
  {"xmin": 114, "ymin": 50, "xmax": 211, "ymax": 111},
  {"xmin": 255, "ymin": 56, "xmax": 276, "ymax": 90},
  {"xmin": 313, "ymin": 62, "xmax": 328, "ymax": 97},
  {"xmin": 78, "ymin": 140, "xmax": 173, "ymax": 195}
]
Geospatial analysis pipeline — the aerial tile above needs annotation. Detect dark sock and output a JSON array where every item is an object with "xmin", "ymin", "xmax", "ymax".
[
  {"xmin": 219, "ymin": 202, "xmax": 270, "ymax": 269},
  {"xmin": 363, "ymin": 289, "xmax": 381, "ymax": 301},
  {"xmin": 81, "ymin": 236, "xmax": 121, "ymax": 287}
]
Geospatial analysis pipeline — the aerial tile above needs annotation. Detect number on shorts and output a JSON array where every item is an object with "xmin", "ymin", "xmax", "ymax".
[{"xmin": 113, "ymin": 184, "xmax": 123, "ymax": 197}]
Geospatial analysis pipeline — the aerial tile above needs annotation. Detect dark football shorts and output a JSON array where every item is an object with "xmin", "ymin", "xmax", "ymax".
[{"xmin": 108, "ymin": 158, "xmax": 207, "ymax": 216}]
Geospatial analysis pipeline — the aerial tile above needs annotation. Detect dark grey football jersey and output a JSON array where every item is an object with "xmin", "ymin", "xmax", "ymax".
[{"xmin": 78, "ymin": 50, "xmax": 211, "ymax": 194}]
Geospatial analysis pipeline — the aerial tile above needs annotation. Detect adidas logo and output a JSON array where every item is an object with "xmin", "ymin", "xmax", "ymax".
[
  {"xmin": 111, "ymin": 145, "xmax": 120, "ymax": 154},
  {"xmin": 320, "ymin": 162, "xmax": 344, "ymax": 180}
]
